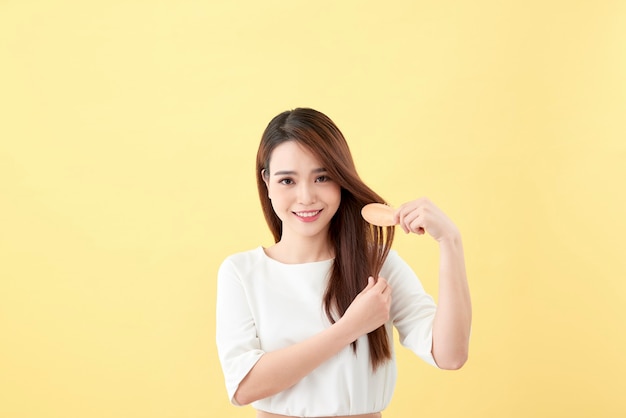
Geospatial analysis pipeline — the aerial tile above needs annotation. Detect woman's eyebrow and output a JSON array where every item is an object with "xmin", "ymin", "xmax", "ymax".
[
  {"xmin": 273, "ymin": 168, "xmax": 327, "ymax": 176},
  {"xmin": 273, "ymin": 170, "xmax": 296, "ymax": 176}
]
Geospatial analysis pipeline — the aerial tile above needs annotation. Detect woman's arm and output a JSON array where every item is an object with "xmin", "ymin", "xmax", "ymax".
[
  {"xmin": 394, "ymin": 197, "xmax": 472, "ymax": 370},
  {"xmin": 432, "ymin": 234, "xmax": 471, "ymax": 369},
  {"xmin": 234, "ymin": 276, "xmax": 392, "ymax": 405}
]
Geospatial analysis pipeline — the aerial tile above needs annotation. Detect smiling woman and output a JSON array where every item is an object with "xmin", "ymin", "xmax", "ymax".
[
  {"xmin": 261, "ymin": 141, "xmax": 341, "ymax": 250},
  {"xmin": 215, "ymin": 108, "xmax": 471, "ymax": 417}
]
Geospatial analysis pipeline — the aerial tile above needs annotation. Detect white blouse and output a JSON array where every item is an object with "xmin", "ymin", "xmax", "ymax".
[{"xmin": 216, "ymin": 246, "xmax": 438, "ymax": 417}]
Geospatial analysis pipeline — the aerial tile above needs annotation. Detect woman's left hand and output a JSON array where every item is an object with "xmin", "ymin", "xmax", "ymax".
[{"xmin": 393, "ymin": 197, "xmax": 460, "ymax": 242}]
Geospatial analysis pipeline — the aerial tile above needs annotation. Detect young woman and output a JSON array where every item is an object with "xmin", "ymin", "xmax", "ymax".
[{"xmin": 216, "ymin": 108, "xmax": 471, "ymax": 418}]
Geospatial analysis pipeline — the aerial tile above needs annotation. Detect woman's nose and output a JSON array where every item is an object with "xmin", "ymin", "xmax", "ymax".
[{"xmin": 297, "ymin": 183, "xmax": 315, "ymax": 204}]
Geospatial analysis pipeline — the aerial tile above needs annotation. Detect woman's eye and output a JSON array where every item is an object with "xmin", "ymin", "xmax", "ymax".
[
  {"xmin": 316, "ymin": 175, "xmax": 330, "ymax": 183},
  {"xmin": 279, "ymin": 178, "xmax": 294, "ymax": 185}
]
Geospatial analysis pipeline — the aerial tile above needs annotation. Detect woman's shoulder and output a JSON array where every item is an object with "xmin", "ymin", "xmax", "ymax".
[
  {"xmin": 381, "ymin": 248, "xmax": 418, "ymax": 281},
  {"xmin": 220, "ymin": 246, "xmax": 265, "ymax": 268},
  {"xmin": 217, "ymin": 247, "xmax": 268, "ymax": 286}
]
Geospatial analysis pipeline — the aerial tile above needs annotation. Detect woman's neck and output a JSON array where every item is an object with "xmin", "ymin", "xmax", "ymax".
[{"xmin": 267, "ymin": 235, "xmax": 334, "ymax": 264}]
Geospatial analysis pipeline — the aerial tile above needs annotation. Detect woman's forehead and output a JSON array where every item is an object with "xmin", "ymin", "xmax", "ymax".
[{"xmin": 268, "ymin": 141, "xmax": 324, "ymax": 174}]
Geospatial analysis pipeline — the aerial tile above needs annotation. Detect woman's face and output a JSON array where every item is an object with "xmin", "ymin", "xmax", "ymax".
[{"xmin": 263, "ymin": 140, "xmax": 341, "ymax": 242}]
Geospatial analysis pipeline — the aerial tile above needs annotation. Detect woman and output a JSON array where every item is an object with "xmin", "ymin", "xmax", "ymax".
[{"xmin": 216, "ymin": 108, "xmax": 471, "ymax": 418}]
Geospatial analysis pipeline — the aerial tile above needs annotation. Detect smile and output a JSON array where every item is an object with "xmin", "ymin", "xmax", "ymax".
[
  {"xmin": 293, "ymin": 210, "xmax": 322, "ymax": 222},
  {"xmin": 294, "ymin": 210, "xmax": 321, "ymax": 218}
]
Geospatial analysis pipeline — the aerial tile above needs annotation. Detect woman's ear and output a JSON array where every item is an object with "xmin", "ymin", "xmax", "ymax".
[{"xmin": 261, "ymin": 169, "xmax": 271, "ymax": 198}]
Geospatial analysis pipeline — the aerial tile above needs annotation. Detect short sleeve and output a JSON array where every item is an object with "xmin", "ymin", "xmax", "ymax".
[
  {"xmin": 383, "ymin": 250, "xmax": 440, "ymax": 368},
  {"xmin": 215, "ymin": 257, "xmax": 265, "ymax": 405}
]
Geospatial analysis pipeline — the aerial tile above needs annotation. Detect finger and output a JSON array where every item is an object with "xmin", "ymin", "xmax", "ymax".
[
  {"xmin": 398, "ymin": 209, "xmax": 420, "ymax": 235},
  {"xmin": 392, "ymin": 207, "xmax": 405, "ymax": 225},
  {"xmin": 362, "ymin": 276, "xmax": 375, "ymax": 291},
  {"xmin": 381, "ymin": 283, "xmax": 392, "ymax": 296},
  {"xmin": 384, "ymin": 291, "xmax": 392, "ymax": 305},
  {"xmin": 373, "ymin": 277, "xmax": 388, "ymax": 291},
  {"xmin": 397, "ymin": 206, "xmax": 419, "ymax": 234},
  {"xmin": 393, "ymin": 212, "xmax": 408, "ymax": 234},
  {"xmin": 409, "ymin": 217, "xmax": 426, "ymax": 235},
  {"xmin": 405, "ymin": 214, "xmax": 422, "ymax": 234}
]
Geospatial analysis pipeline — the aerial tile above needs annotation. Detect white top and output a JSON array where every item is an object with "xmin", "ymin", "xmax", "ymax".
[{"xmin": 216, "ymin": 246, "xmax": 438, "ymax": 417}]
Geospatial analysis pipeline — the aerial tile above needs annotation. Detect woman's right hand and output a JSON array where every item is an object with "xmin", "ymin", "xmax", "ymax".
[{"xmin": 340, "ymin": 277, "xmax": 392, "ymax": 339}]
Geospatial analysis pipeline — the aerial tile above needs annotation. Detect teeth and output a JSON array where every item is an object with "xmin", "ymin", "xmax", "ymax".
[{"xmin": 295, "ymin": 210, "xmax": 320, "ymax": 218}]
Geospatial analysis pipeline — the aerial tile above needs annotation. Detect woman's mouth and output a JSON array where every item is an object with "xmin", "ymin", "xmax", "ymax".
[{"xmin": 293, "ymin": 210, "xmax": 322, "ymax": 222}]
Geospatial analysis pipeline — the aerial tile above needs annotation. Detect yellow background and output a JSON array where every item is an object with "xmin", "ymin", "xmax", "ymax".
[{"xmin": 1, "ymin": 1, "xmax": 625, "ymax": 417}]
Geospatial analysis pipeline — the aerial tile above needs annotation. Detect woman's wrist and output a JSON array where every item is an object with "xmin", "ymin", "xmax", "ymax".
[
  {"xmin": 437, "ymin": 230, "xmax": 462, "ymax": 247},
  {"xmin": 334, "ymin": 316, "xmax": 363, "ymax": 345}
]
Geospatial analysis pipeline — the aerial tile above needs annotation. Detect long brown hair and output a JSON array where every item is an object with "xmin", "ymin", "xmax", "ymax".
[{"xmin": 256, "ymin": 108, "xmax": 395, "ymax": 370}]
